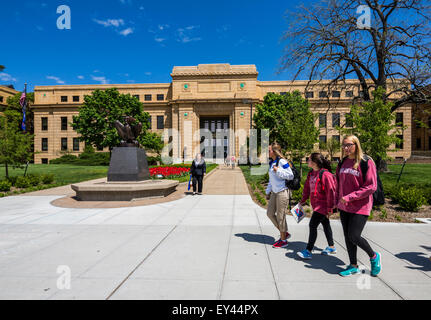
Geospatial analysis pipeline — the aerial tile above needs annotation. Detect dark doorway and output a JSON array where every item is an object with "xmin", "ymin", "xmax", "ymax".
[{"xmin": 200, "ymin": 117, "xmax": 229, "ymax": 161}]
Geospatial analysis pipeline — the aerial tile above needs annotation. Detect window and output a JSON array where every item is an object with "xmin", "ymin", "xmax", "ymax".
[
  {"xmin": 305, "ymin": 91, "xmax": 314, "ymax": 98},
  {"xmin": 319, "ymin": 114, "xmax": 327, "ymax": 128},
  {"xmin": 73, "ymin": 138, "xmax": 80, "ymax": 151},
  {"xmin": 0, "ymin": 96, "xmax": 3, "ymax": 103},
  {"xmin": 41, "ymin": 117, "xmax": 48, "ymax": 131},
  {"xmin": 61, "ymin": 138, "xmax": 68, "ymax": 151},
  {"xmin": 396, "ymin": 135, "xmax": 403, "ymax": 149},
  {"xmin": 61, "ymin": 117, "xmax": 68, "ymax": 130},
  {"xmin": 148, "ymin": 116, "xmax": 152, "ymax": 129},
  {"xmin": 41, "ymin": 158, "xmax": 48, "ymax": 164},
  {"xmin": 42, "ymin": 138, "xmax": 48, "ymax": 151},
  {"xmin": 415, "ymin": 119, "xmax": 421, "ymax": 129},
  {"xmin": 332, "ymin": 135, "xmax": 340, "ymax": 143},
  {"xmin": 157, "ymin": 94, "xmax": 164, "ymax": 101},
  {"xmin": 332, "ymin": 91, "xmax": 341, "ymax": 98},
  {"xmin": 345, "ymin": 91, "xmax": 354, "ymax": 97},
  {"xmin": 345, "ymin": 113, "xmax": 353, "ymax": 128},
  {"xmin": 73, "ymin": 96, "xmax": 79, "ymax": 102},
  {"xmin": 319, "ymin": 135, "xmax": 327, "ymax": 148},
  {"xmin": 133, "ymin": 95, "xmax": 140, "ymax": 100},
  {"xmin": 332, "ymin": 113, "xmax": 340, "ymax": 127},
  {"xmin": 319, "ymin": 91, "xmax": 328, "ymax": 98},
  {"xmin": 396, "ymin": 113, "xmax": 403, "ymax": 126},
  {"xmin": 416, "ymin": 138, "xmax": 421, "ymax": 149},
  {"xmin": 157, "ymin": 115, "xmax": 164, "ymax": 129},
  {"xmin": 144, "ymin": 94, "xmax": 152, "ymax": 101},
  {"xmin": 61, "ymin": 96, "xmax": 68, "ymax": 102}
]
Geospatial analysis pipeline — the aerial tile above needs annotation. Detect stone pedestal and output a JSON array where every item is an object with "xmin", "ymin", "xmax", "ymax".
[{"xmin": 108, "ymin": 147, "xmax": 149, "ymax": 181}]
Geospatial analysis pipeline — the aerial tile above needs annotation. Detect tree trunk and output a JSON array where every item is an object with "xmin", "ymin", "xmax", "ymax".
[
  {"xmin": 5, "ymin": 163, "xmax": 8, "ymax": 179},
  {"xmin": 376, "ymin": 157, "xmax": 388, "ymax": 172}
]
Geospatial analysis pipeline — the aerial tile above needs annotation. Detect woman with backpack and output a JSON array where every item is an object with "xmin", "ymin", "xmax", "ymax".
[
  {"xmin": 336, "ymin": 135, "xmax": 382, "ymax": 277},
  {"xmin": 265, "ymin": 142, "xmax": 294, "ymax": 248},
  {"xmin": 297, "ymin": 153, "xmax": 337, "ymax": 260}
]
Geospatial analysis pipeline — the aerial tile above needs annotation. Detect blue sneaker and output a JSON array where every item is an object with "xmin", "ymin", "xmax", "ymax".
[
  {"xmin": 339, "ymin": 265, "xmax": 360, "ymax": 277},
  {"xmin": 297, "ymin": 249, "xmax": 312, "ymax": 260},
  {"xmin": 370, "ymin": 252, "xmax": 382, "ymax": 277},
  {"xmin": 321, "ymin": 246, "xmax": 337, "ymax": 255}
]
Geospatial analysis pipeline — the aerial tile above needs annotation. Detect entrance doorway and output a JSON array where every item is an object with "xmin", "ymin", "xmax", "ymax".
[{"xmin": 199, "ymin": 117, "xmax": 229, "ymax": 161}]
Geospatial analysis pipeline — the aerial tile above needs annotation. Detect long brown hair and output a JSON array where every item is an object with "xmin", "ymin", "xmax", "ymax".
[
  {"xmin": 310, "ymin": 153, "xmax": 332, "ymax": 172},
  {"xmin": 270, "ymin": 142, "xmax": 286, "ymax": 160}
]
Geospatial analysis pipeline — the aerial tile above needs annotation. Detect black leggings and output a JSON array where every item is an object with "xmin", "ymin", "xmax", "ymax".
[
  {"xmin": 306, "ymin": 211, "xmax": 334, "ymax": 252},
  {"xmin": 340, "ymin": 210, "xmax": 375, "ymax": 265},
  {"xmin": 192, "ymin": 175, "xmax": 203, "ymax": 193}
]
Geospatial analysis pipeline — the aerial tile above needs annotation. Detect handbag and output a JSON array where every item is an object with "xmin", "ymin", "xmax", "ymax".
[
  {"xmin": 291, "ymin": 203, "xmax": 305, "ymax": 223},
  {"xmin": 187, "ymin": 175, "xmax": 192, "ymax": 191}
]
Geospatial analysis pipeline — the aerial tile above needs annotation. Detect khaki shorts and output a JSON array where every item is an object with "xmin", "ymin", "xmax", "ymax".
[{"xmin": 267, "ymin": 189, "xmax": 290, "ymax": 233}]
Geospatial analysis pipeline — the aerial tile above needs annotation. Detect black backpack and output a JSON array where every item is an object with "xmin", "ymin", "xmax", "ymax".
[
  {"xmin": 275, "ymin": 158, "xmax": 301, "ymax": 191},
  {"xmin": 337, "ymin": 155, "xmax": 385, "ymax": 207}
]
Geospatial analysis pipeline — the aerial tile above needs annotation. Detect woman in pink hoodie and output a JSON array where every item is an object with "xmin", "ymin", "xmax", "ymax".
[
  {"xmin": 297, "ymin": 153, "xmax": 337, "ymax": 259},
  {"xmin": 336, "ymin": 135, "xmax": 382, "ymax": 277}
]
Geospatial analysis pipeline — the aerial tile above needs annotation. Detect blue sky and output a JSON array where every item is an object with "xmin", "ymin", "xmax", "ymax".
[{"xmin": 0, "ymin": 0, "xmax": 311, "ymax": 92}]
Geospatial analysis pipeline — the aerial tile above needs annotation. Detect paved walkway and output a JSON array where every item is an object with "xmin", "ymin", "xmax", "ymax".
[{"xmin": 0, "ymin": 167, "xmax": 430, "ymax": 300}]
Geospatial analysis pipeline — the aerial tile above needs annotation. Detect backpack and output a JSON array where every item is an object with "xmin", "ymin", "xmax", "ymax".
[
  {"xmin": 337, "ymin": 155, "xmax": 385, "ymax": 207},
  {"xmin": 275, "ymin": 158, "xmax": 301, "ymax": 191}
]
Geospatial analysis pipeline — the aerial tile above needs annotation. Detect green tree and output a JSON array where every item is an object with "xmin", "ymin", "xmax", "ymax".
[
  {"xmin": 321, "ymin": 137, "xmax": 341, "ymax": 160},
  {"xmin": 341, "ymin": 87, "xmax": 403, "ymax": 171},
  {"xmin": 0, "ymin": 111, "xmax": 33, "ymax": 178},
  {"xmin": 71, "ymin": 88, "xmax": 152, "ymax": 151},
  {"xmin": 253, "ymin": 91, "xmax": 319, "ymax": 174},
  {"xmin": 138, "ymin": 131, "xmax": 164, "ymax": 156}
]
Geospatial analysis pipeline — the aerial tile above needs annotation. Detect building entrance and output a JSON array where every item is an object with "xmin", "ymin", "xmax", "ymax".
[{"xmin": 199, "ymin": 117, "xmax": 230, "ymax": 161}]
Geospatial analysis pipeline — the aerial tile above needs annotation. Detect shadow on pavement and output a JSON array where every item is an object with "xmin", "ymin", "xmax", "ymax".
[
  {"xmin": 234, "ymin": 233, "xmax": 276, "ymax": 246},
  {"xmin": 285, "ymin": 241, "xmax": 346, "ymax": 275},
  {"xmin": 395, "ymin": 251, "xmax": 431, "ymax": 272}
]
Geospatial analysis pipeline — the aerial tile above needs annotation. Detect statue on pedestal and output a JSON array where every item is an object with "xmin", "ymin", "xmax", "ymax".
[{"xmin": 114, "ymin": 116, "xmax": 142, "ymax": 147}]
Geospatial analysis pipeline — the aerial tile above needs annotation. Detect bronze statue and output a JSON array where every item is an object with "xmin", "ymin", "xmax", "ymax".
[{"xmin": 114, "ymin": 116, "xmax": 142, "ymax": 147}]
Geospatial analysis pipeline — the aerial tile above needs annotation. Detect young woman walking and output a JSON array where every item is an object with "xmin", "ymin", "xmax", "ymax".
[
  {"xmin": 297, "ymin": 153, "xmax": 337, "ymax": 259},
  {"xmin": 265, "ymin": 142, "xmax": 294, "ymax": 248},
  {"xmin": 337, "ymin": 135, "xmax": 382, "ymax": 277}
]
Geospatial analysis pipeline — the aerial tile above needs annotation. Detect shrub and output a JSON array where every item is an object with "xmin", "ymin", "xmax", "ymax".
[
  {"xmin": 147, "ymin": 155, "xmax": 161, "ymax": 166},
  {"xmin": 0, "ymin": 180, "xmax": 12, "ymax": 192},
  {"xmin": 291, "ymin": 184, "xmax": 304, "ymax": 204},
  {"xmin": 398, "ymin": 187, "xmax": 426, "ymax": 212},
  {"xmin": 41, "ymin": 173, "xmax": 55, "ymax": 184},
  {"xmin": 15, "ymin": 176, "xmax": 30, "ymax": 188},
  {"xmin": 26, "ymin": 174, "xmax": 41, "ymax": 186},
  {"xmin": 6, "ymin": 176, "xmax": 18, "ymax": 186},
  {"xmin": 379, "ymin": 208, "xmax": 387, "ymax": 220},
  {"xmin": 50, "ymin": 154, "xmax": 79, "ymax": 164},
  {"xmin": 50, "ymin": 152, "xmax": 110, "ymax": 166}
]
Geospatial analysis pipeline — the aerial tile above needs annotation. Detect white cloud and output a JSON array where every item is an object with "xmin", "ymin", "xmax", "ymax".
[
  {"xmin": 93, "ymin": 19, "xmax": 124, "ymax": 28},
  {"xmin": 0, "ymin": 73, "xmax": 17, "ymax": 82},
  {"xmin": 155, "ymin": 37, "xmax": 166, "ymax": 43},
  {"xmin": 46, "ymin": 76, "xmax": 65, "ymax": 84},
  {"xmin": 91, "ymin": 75, "xmax": 109, "ymax": 84},
  {"xmin": 176, "ymin": 26, "xmax": 202, "ymax": 43},
  {"xmin": 118, "ymin": 27, "xmax": 133, "ymax": 36},
  {"xmin": 144, "ymin": 72, "xmax": 152, "ymax": 76},
  {"xmin": 77, "ymin": 75, "xmax": 85, "ymax": 79},
  {"xmin": 158, "ymin": 24, "xmax": 169, "ymax": 31}
]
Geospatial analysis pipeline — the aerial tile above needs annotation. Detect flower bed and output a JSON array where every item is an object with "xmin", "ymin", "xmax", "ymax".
[{"xmin": 149, "ymin": 166, "xmax": 190, "ymax": 179}]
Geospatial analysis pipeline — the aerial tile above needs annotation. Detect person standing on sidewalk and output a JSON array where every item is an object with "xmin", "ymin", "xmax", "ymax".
[
  {"xmin": 190, "ymin": 153, "xmax": 206, "ymax": 195},
  {"xmin": 336, "ymin": 135, "xmax": 382, "ymax": 277},
  {"xmin": 265, "ymin": 142, "xmax": 294, "ymax": 248},
  {"xmin": 297, "ymin": 153, "xmax": 337, "ymax": 260}
]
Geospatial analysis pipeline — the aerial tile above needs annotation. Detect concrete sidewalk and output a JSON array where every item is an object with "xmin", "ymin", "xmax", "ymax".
[{"xmin": 0, "ymin": 167, "xmax": 430, "ymax": 300}]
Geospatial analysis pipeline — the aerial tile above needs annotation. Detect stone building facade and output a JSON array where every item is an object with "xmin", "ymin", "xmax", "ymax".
[
  {"xmin": 31, "ymin": 64, "xmax": 414, "ymax": 164},
  {"xmin": 0, "ymin": 85, "xmax": 19, "ymax": 115}
]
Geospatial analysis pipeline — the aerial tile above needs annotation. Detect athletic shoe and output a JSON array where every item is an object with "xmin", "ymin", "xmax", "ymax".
[
  {"xmin": 285, "ymin": 232, "xmax": 291, "ymax": 240},
  {"xmin": 370, "ymin": 252, "xmax": 382, "ymax": 277},
  {"xmin": 321, "ymin": 246, "xmax": 337, "ymax": 255},
  {"xmin": 339, "ymin": 265, "xmax": 360, "ymax": 277},
  {"xmin": 272, "ymin": 239, "xmax": 288, "ymax": 248},
  {"xmin": 297, "ymin": 249, "xmax": 312, "ymax": 259}
]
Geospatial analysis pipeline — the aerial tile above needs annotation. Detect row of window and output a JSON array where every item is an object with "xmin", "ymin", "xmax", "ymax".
[
  {"xmin": 269, "ymin": 90, "xmax": 355, "ymax": 98},
  {"xmin": 318, "ymin": 113, "xmax": 352, "ymax": 128},
  {"xmin": 59, "ymin": 94, "xmax": 165, "ymax": 103},
  {"xmin": 41, "ymin": 137, "xmax": 81, "ymax": 152},
  {"xmin": 41, "ymin": 116, "xmax": 165, "ymax": 131}
]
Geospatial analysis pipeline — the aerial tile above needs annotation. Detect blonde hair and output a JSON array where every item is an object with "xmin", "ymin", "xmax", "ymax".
[
  {"xmin": 270, "ymin": 142, "xmax": 287, "ymax": 160},
  {"xmin": 342, "ymin": 135, "xmax": 364, "ymax": 169}
]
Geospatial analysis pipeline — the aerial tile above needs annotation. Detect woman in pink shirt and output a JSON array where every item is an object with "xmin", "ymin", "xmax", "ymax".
[
  {"xmin": 336, "ymin": 135, "xmax": 382, "ymax": 277},
  {"xmin": 297, "ymin": 153, "xmax": 337, "ymax": 259}
]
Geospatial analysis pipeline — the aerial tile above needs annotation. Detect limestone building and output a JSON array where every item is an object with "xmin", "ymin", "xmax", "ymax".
[
  {"xmin": 0, "ymin": 85, "xmax": 19, "ymax": 115},
  {"xmin": 31, "ymin": 63, "xmax": 416, "ymax": 164}
]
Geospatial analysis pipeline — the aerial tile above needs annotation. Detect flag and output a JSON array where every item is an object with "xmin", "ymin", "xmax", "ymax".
[{"xmin": 19, "ymin": 86, "xmax": 27, "ymax": 132}]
